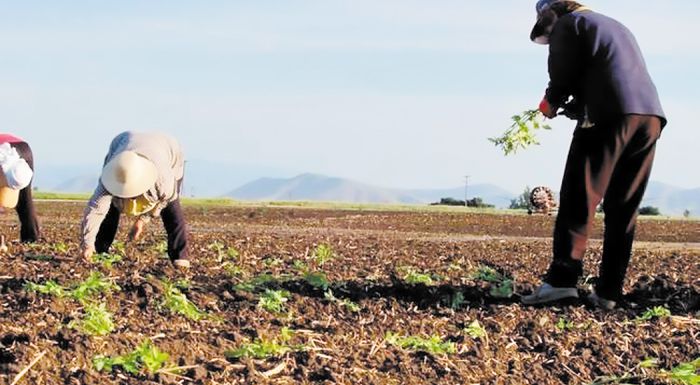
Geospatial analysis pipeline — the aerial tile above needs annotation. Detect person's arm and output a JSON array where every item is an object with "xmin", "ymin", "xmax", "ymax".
[
  {"xmin": 545, "ymin": 16, "xmax": 583, "ymax": 110},
  {"xmin": 80, "ymin": 183, "xmax": 113, "ymax": 253}
]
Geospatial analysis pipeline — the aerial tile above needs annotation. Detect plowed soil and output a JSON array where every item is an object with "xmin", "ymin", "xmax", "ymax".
[{"xmin": 1, "ymin": 202, "xmax": 698, "ymax": 385}]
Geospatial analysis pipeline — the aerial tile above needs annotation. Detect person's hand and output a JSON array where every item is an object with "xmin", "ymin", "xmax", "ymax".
[
  {"xmin": 128, "ymin": 217, "xmax": 146, "ymax": 242},
  {"xmin": 81, "ymin": 245, "xmax": 95, "ymax": 260},
  {"xmin": 539, "ymin": 98, "xmax": 557, "ymax": 119}
]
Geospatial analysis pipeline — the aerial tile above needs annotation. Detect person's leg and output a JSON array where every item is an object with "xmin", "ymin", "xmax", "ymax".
[
  {"xmin": 11, "ymin": 142, "xmax": 41, "ymax": 242},
  {"xmin": 596, "ymin": 115, "xmax": 661, "ymax": 301},
  {"xmin": 161, "ymin": 199, "xmax": 188, "ymax": 262},
  {"xmin": 95, "ymin": 203, "xmax": 121, "ymax": 253},
  {"xmin": 545, "ymin": 122, "xmax": 623, "ymax": 287}
]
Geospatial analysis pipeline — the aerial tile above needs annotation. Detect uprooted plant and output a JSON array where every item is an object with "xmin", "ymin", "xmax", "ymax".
[
  {"xmin": 159, "ymin": 279, "xmax": 207, "ymax": 321},
  {"xmin": 489, "ymin": 109, "xmax": 552, "ymax": 155},
  {"xmin": 397, "ymin": 266, "xmax": 442, "ymax": 286},
  {"xmin": 25, "ymin": 272, "xmax": 120, "ymax": 303},
  {"xmin": 258, "ymin": 289, "xmax": 291, "ymax": 314},
  {"xmin": 69, "ymin": 302, "xmax": 115, "ymax": 336}
]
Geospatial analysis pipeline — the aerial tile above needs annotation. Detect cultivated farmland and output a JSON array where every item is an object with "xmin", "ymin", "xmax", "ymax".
[{"xmin": 0, "ymin": 201, "xmax": 698, "ymax": 384}]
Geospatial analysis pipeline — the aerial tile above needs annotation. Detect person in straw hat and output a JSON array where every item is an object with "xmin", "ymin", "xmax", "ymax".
[
  {"xmin": 80, "ymin": 131, "xmax": 190, "ymax": 268},
  {"xmin": 0, "ymin": 133, "xmax": 40, "ymax": 243},
  {"xmin": 521, "ymin": 1, "xmax": 666, "ymax": 309}
]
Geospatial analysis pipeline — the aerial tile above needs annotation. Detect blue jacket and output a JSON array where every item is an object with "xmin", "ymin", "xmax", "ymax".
[{"xmin": 545, "ymin": 10, "xmax": 666, "ymax": 127}]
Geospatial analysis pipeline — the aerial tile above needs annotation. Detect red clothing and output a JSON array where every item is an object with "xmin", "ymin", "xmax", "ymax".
[{"xmin": 0, "ymin": 133, "xmax": 24, "ymax": 144}]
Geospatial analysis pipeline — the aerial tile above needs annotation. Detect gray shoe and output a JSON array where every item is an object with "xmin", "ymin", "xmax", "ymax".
[
  {"xmin": 521, "ymin": 283, "xmax": 579, "ymax": 305},
  {"xmin": 587, "ymin": 292, "xmax": 616, "ymax": 310}
]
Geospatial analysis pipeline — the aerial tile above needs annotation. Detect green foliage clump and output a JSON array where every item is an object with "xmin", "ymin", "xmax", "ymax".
[
  {"xmin": 313, "ymin": 243, "xmax": 335, "ymax": 266},
  {"xmin": 636, "ymin": 306, "xmax": 672, "ymax": 322},
  {"xmin": 556, "ymin": 317, "xmax": 575, "ymax": 331},
  {"xmin": 471, "ymin": 266, "xmax": 514, "ymax": 298},
  {"xmin": 663, "ymin": 358, "xmax": 700, "ymax": 385},
  {"xmin": 490, "ymin": 110, "xmax": 552, "ymax": 156},
  {"xmin": 161, "ymin": 279, "xmax": 206, "ymax": 321},
  {"xmin": 464, "ymin": 320, "xmax": 488, "ymax": 340},
  {"xmin": 258, "ymin": 289, "xmax": 290, "ymax": 313},
  {"xmin": 71, "ymin": 272, "xmax": 120, "ymax": 303},
  {"xmin": 225, "ymin": 327, "xmax": 301, "ymax": 359},
  {"xmin": 324, "ymin": 290, "xmax": 361, "ymax": 312},
  {"xmin": 24, "ymin": 280, "xmax": 67, "ymax": 298},
  {"xmin": 91, "ymin": 252, "xmax": 123, "ymax": 268},
  {"xmin": 639, "ymin": 206, "xmax": 661, "ymax": 216},
  {"xmin": 93, "ymin": 339, "xmax": 169, "ymax": 375},
  {"xmin": 385, "ymin": 332, "xmax": 456, "ymax": 355},
  {"xmin": 233, "ymin": 273, "xmax": 286, "ymax": 292},
  {"xmin": 69, "ymin": 302, "xmax": 115, "ymax": 336},
  {"xmin": 399, "ymin": 266, "xmax": 441, "ymax": 286}
]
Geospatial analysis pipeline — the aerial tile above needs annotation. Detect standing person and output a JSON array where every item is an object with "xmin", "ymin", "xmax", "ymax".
[
  {"xmin": 521, "ymin": 1, "xmax": 666, "ymax": 309},
  {"xmin": 80, "ymin": 131, "xmax": 190, "ymax": 268},
  {"xmin": 0, "ymin": 134, "xmax": 40, "ymax": 243}
]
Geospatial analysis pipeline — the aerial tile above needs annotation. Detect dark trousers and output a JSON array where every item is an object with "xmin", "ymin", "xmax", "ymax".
[
  {"xmin": 545, "ymin": 115, "xmax": 662, "ymax": 300},
  {"xmin": 94, "ymin": 190, "xmax": 189, "ymax": 261},
  {"xmin": 10, "ymin": 142, "xmax": 41, "ymax": 243}
]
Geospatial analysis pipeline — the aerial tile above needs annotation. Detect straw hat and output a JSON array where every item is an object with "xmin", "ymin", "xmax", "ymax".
[{"xmin": 100, "ymin": 151, "xmax": 157, "ymax": 198}]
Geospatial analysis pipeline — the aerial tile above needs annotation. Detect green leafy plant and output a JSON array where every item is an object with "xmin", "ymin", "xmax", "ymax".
[
  {"xmin": 662, "ymin": 358, "xmax": 700, "ymax": 385},
  {"xmin": 258, "ymin": 289, "xmax": 290, "ymax": 314},
  {"xmin": 24, "ymin": 280, "xmax": 67, "ymax": 298},
  {"xmin": 225, "ymin": 327, "xmax": 301, "ymax": 359},
  {"xmin": 443, "ymin": 291, "xmax": 466, "ymax": 310},
  {"xmin": 489, "ymin": 109, "xmax": 552, "ymax": 155},
  {"xmin": 71, "ymin": 272, "xmax": 120, "ymax": 303},
  {"xmin": 53, "ymin": 242, "xmax": 69, "ymax": 254},
  {"xmin": 154, "ymin": 240, "xmax": 168, "ymax": 254},
  {"xmin": 464, "ymin": 320, "xmax": 488, "ymax": 340},
  {"xmin": 91, "ymin": 252, "xmax": 123, "ymax": 268},
  {"xmin": 399, "ymin": 266, "xmax": 441, "ymax": 285},
  {"xmin": 303, "ymin": 271, "xmax": 331, "ymax": 291},
  {"xmin": 636, "ymin": 306, "xmax": 672, "ymax": 322},
  {"xmin": 160, "ymin": 280, "xmax": 206, "ymax": 321},
  {"xmin": 313, "ymin": 244, "xmax": 335, "ymax": 266},
  {"xmin": 233, "ymin": 273, "xmax": 288, "ymax": 292},
  {"xmin": 111, "ymin": 240, "xmax": 126, "ymax": 256},
  {"xmin": 69, "ymin": 302, "xmax": 115, "ymax": 336},
  {"xmin": 556, "ymin": 317, "xmax": 575, "ymax": 331},
  {"xmin": 471, "ymin": 266, "xmax": 514, "ymax": 298},
  {"xmin": 324, "ymin": 290, "xmax": 361, "ymax": 312},
  {"xmin": 93, "ymin": 339, "xmax": 169, "ymax": 375},
  {"xmin": 385, "ymin": 332, "xmax": 456, "ymax": 355}
]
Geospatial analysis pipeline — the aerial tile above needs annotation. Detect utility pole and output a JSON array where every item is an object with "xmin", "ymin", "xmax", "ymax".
[{"xmin": 464, "ymin": 175, "xmax": 470, "ymax": 207}]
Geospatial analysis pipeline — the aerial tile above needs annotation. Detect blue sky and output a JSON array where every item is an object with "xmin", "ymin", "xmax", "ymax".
[{"xmin": 0, "ymin": 0, "xmax": 698, "ymax": 194}]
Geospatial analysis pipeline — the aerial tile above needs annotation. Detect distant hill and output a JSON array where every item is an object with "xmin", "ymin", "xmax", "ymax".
[
  {"xmin": 227, "ymin": 173, "xmax": 516, "ymax": 207},
  {"xmin": 228, "ymin": 173, "xmax": 421, "ymax": 204}
]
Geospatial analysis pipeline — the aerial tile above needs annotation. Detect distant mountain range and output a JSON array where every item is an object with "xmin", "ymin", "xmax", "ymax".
[{"xmin": 34, "ymin": 163, "xmax": 699, "ymax": 216}]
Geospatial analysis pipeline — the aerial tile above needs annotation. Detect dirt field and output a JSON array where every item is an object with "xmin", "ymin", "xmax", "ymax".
[{"xmin": 1, "ymin": 201, "xmax": 698, "ymax": 385}]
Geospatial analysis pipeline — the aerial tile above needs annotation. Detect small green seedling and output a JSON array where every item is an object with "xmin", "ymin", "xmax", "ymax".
[
  {"xmin": 464, "ymin": 320, "xmax": 488, "ymax": 340},
  {"xmin": 471, "ymin": 266, "xmax": 514, "ymax": 298},
  {"xmin": 556, "ymin": 317, "xmax": 575, "ymax": 331},
  {"xmin": 225, "ymin": 327, "xmax": 300, "ymax": 359},
  {"xmin": 24, "ymin": 280, "xmax": 67, "ymax": 298},
  {"xmin": 303, "ymin": 271, "xmax": 330, "ymax": 291},
  {"xmin": 71, "ymin": 272, "xmax": 120, "ymax": 303},
  {"xmin": 154, "ymin": 240, "xmax": 168, "ymax": 254},
  {"xmin": 399, "ymin": 266, "xmax": 440, "ymax": 286},
  {"xmin": 385, "ymin": 332, "xmax": 456, "ymax": 355},
  {"xmin": 93, "ymin": 339, "xmax": 169, "ymax": 375},
  {"xmin": 233, "ymin": 273, "xmax": 287, "ymax": 292},
  {"xmin": 313, "ymin": 244, "xmax": 335, "ymax": 266},
  {"xmin": 161, "ymin": 280, "xmax": 206, "ymax": 321},
  {"xmin": 53, "ymin": 242, "xmax": 69, "ymax": 254},
  {"xmin": 324, "ymin": 290, "xmax": 361, "ymax": 313},
  {"xmin": 91, "ymin": 252, "xmax": 123, "ymax": 268},
  {"xmin": 443, "ymin": 291, "xmax": 466, "ymax": 310},
  {"xmin": 258, "ymin": 289, "xmax": 290, "ymax": 313},
  {"xmin": 662, "ymin": 358, "xmax": 700, "ymax": 385},
  {"xmin": 489, "ymin": 109, "xmax": 552, "ymax": 155},
  {"xmin": 636, "ymin": 306, "xmax": 672, "ymax": 322},
  {"xmin": 112, "ymin": 241, "xmax": 126, "ymax": 256},
  {"xmin": 69, "ymin": 302, "xmax": 115, "ymax": 336}
]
